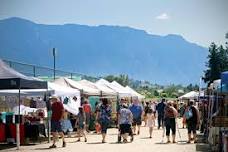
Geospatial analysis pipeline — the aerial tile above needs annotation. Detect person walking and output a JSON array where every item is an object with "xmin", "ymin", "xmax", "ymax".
[
  {"xmin": 49, "ymin": 96, "xmax": 66, "ymax": 148},
  {"xmin": 164, "ymin": 101, "xmax": 178, "ymax": 143},
  {"xmin": 96, "ymin": 98, "xmax": 112, "ymax": 143},
  {"xmin": 83, "ymin": 100, "xmax": 92, "ymax": 132},
  {"xmin": 76, "ymin": 107, "xmax": 87, "ymax": 142},
  {"xmin": 147, "ymin": 108, "xmax": 155, "ymax": 138},
  {"xmin": 156, "ymin": 99, "xmax": 166, "ymax": 129},
  {"xmin": 143, "ymin": 102, "xmax": 150, "ymax": 126},
  {"xmin": 118, "ymin": 103, "xmax": 133, "ymax": 143},
  {"xmin": 185, "ymin": 100, "xmax": 200, "ymax": 143},
  {"xmin": 129, "ymin": 99, "xmax": 143, "ymax": 135}
]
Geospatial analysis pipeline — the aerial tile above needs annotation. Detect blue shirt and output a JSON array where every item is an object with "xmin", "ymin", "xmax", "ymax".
[{"xmin": 129, "ymin": 104, "xmax": 143, "ymax": 119}]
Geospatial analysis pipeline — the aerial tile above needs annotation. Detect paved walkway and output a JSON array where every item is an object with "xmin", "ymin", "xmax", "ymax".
[{"xmin": 2, "ymin": 119, "xmax": 209, "ymax": 152}]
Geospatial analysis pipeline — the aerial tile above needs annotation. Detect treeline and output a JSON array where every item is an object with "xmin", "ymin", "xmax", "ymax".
[
  {"xmin": 203, "ymin": 33, "xmax": 228, "ymax": 84},
  {"xmin": 103, "ymin": 74, "xmax": 199, "ymax": 98}
]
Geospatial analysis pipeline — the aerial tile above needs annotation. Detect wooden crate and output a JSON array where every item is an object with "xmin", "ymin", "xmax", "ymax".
[{"xmin": 212, "ymin": 116, "xmax": 228, "ymax": 127}]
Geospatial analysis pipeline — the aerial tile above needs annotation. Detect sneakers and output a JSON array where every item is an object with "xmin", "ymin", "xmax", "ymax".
[
  {"xmin": 62, "ymin": 141, "xmax": 66, "ymax": 147},
  {"xmin": 49, "ymin": 144, "xmax": 57, "ymax": 148}
]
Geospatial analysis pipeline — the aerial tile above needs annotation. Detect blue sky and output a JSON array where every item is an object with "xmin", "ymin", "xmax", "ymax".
[{"xmin": 0, "ymin": 0, "xmax": 227, "ymax": 47}]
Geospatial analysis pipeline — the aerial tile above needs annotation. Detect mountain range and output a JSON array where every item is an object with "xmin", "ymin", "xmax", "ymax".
[{"xmin": 0, "ymin": 17, "xmax": 208, "ymax": 85}]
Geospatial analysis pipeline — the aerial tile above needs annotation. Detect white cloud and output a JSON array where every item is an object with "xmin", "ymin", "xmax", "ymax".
[{"xmin": 156, "ymin": 13, "xmax": 170, "ymax": 20}]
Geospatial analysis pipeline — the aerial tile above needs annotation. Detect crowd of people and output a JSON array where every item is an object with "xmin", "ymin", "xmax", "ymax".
[{"xmin": 48, "ymin": 96, "xmax": 200, "ymax": 148}]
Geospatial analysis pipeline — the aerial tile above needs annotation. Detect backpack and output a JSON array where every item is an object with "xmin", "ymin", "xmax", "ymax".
[{"xmin": 185, "ymin": 107, "xmax": 193, "ymax": 120}]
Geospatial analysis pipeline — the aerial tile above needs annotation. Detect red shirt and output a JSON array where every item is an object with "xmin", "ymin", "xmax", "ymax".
[
  {"xmin": 83, "ymin": 104, "xmax": 91, "ymax": 113},
  {"xmin": 51, "ymin": 102, "xmax": 64, "ymax": 121}
]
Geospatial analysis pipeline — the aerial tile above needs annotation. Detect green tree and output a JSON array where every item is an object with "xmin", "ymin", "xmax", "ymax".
[{"xmin": 203, "ymin": 43, "xmax": 221, "ymax": 83}]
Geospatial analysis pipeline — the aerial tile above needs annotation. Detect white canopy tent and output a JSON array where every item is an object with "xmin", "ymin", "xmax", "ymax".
[
  {"xmin": 54, "ymin": 77, "xmax": 100, "ymax": 96},
  {"xmin": 79, "ymin": 79, "xmax": 117, "ymax": 96},
  {"xmin": 48, "ymin": 82, "xmax": 81, "ymax": 115},
  {"xmin": 48, "ymin": 82, "xmax": 80, "ymax": 97},
  {"xmin": 179, "ymin": 91, "xmax": 204, "ymax": 100},
  {"xmin": 96, "ymin": 79, "xmax": 132, "ymax": 97},
  {"xmin": 125, "ymin": 86, "xmax": 145, "ymax": 100}
]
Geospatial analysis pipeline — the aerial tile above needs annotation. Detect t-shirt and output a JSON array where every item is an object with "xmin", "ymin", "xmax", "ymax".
[
  {"xmin": 129, "ymin": 104, "xmax": 143, "ymax": 119},
  {"xmin": 98, "ymin": 104, "xmax": 112, "ymax": 123},
  {"xmin": 119, "ymin": 108, "xmax": 132, "ymax": 125},
  {"xmin": 51, "ymin": 102, "xmax": 64, "ymax": 121},
  {"xmin": 77, "ymin": 112, "xmax": 86, "ymax": 126},
  {"xmin": 83, "ymin": 104, "xmax": 91, "ymax": 113},
  {"xmin": 164, "ymin": 106, "xmax": 177, "ymax": 118},
  {"xmin": 187, "ymin": 106, "xmax": 198, "ymax": 124}
]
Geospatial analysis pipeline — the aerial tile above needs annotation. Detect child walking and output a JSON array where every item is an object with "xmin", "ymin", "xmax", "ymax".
[
  {"xmin": 147, "ymin": 108, "xmax": 155, "ymax": 138},
  {"xmin": 76, "ymin": 107, "xmax": 87, "ymax": 142}
]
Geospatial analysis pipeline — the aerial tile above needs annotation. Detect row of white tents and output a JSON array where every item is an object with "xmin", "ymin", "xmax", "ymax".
[{"xmin": 0, "ymin": 59, "xmax": 145, "ymax": 149}]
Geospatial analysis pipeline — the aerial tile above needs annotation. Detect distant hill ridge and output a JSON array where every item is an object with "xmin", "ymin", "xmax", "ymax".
[{"xmin": 0, "ymin": 17, "xmax": 208, "ymax": 85}]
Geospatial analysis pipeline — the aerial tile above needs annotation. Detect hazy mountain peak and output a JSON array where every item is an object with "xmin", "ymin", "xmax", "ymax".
[{"xmin": 0, "ymin": 17, "xmax": 208, "ymax": 85}]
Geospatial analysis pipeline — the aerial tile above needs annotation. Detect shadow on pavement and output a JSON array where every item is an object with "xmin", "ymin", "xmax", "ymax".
[
  {"xmin": 0, "ymin": 144, "xmax": 16, "ymax": 151},
  {"xmin": 140, "ymin": 137, "xmax": 151, "ymax": 139},
  {"xmin": 86, "ymin": 142, "xmax": 104, "ymax": 144},
  {"xmin": 34, "ymin": 147, "xmax": 52, "ymax": 150}
]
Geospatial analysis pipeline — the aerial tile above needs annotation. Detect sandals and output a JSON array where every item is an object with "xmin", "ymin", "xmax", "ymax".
[
  {"xmin": 62, "ymin": 141, "xmax": 66, "ymax": 147},
  {"xmin": 49, "ymin": 144, "xmax": 57, "ymax": 148}
]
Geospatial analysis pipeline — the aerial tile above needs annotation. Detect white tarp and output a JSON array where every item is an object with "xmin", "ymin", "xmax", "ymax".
[
  {"xmin": 96, "ymin": 79, "xmax": 132, "ymax": 97},
  {"xmin": 111, "ymin": 81, "xmax": 133, "ymax": 97},
  {"xmin": 54, "ymin": 77, "xmax": 100, "ymax": 96},
  {"xmin": 48, "ymin": 82, "xmax": 80, "ymax": 97},
  {"xmin": 179, "ymin": 91, "xmax": 198, "ymax": 99},
  {"xmin": 125, "ymin": 86, "xmax": 145, "ymax": 99},
  {"xmin": 48, "ymin": 82, "xmax": 81, "ymax": 115},
  {"xmin": 79, "ymin": 79, "xmax": 117, "ymax": 96}
]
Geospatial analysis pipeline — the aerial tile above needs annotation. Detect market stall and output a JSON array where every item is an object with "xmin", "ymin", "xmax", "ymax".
[
  {"xmin": 206, "ymin": 72, "xmax": 228, "ymax": 152},
  {"xmin": 0, "ymin": 59, "xmax": 48, "ymax": 149}
]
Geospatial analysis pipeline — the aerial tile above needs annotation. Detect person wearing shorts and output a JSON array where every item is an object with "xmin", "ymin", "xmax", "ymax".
[
  {"xmin": 129, "ymin": 99, "xmax": 143, "ymax": 135},
  {"xmin": 49, "ymin": 96, "xmax": 66, "ymax": 148},
  {"xmin": 119, "ymin": 103, "xmax": 133, "ymax": 143},
  {"xmin": 186, "ymin": 100, "xmax": 200, "ymax": 143}
]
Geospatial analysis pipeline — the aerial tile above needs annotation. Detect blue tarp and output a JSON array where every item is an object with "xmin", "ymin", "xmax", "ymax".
[{"xmin": 221, "ymin": 71, "xmax": 228, "ymax": 85}]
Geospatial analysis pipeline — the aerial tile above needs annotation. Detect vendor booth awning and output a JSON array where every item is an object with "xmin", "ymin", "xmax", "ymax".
[
  {"xmin": 79, "ymin": 79, "xmax": 117, "ymax": 96},
  {"xmin": 221, "ymin": 71, "xmax": 228, "ymax": 85},
  {"xmin": 0, "ymin": 59, "xmax": 47, "ymax": 89},
  {"xmin": 48, "ymin": 82, "xmax": 80, "ymax": 97},
  {"xmin": 178, "ymin": 91, "xmax": 199, "ymax": 100},
  {"xmin": 125, "ymin": 86, "xmax": 145, "ymax": 99},
  {"xmin": 96, "ymin": 79, "xmax": 132, "ymax": 97},
  {"xmin": 54, "ymin": 77, "xmax": 100, "ymax": 96}
]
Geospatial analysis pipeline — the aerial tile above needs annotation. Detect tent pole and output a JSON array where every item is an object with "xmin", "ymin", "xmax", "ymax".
[{"xmin": 16, "ymin": 84, "xmax": 21, "ymax": 150}]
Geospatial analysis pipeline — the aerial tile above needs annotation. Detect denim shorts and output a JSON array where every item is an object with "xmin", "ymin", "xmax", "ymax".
[{"xmin": 51, "ymin": 120, "xmax": 63, "ymax": 132}]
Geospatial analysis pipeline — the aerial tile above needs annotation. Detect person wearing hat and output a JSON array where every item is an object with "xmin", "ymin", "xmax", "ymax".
[
  {"xmin": 49, "ymin": 96, "xmax": 66, "ymax": 148},
  {"xmin": 164, "ymin": 101, "xmax": 178, "ymax": 143}
]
